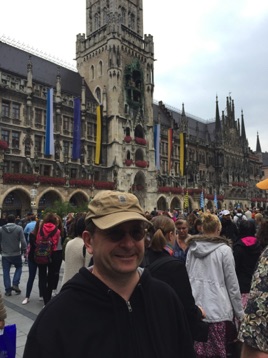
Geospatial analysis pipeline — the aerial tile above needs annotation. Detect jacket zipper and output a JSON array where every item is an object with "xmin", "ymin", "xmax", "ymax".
[{"xmin": 126, "ymin": 300, "xmax": 132, "ymax": 312}]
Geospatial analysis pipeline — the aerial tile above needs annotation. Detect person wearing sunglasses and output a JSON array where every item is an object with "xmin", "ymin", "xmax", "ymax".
[{"xmin": 23, "ymin": 190, "xmax": 195, "ymax": 358}]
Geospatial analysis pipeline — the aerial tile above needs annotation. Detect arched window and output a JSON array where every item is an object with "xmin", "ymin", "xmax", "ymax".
[
  {"xmin": 121, "ymin": 8, "xmax": 126, "ymax": 24},
  {"xmin": 94, "ymin": 14, "xmax": 99, "ymax": 30},
  {"xmin": 98, "ymin": 61, "xmax": 103, "ymax": 76},
  {"xmin": 134, "ymin": 148, "xmax": 144, "ymax": 161},
  {"xmin": 95, "ymin": 87, "xmax": 101, "ymax": 103},
  {"xmin": 91, "ymin": 65, "xmax": 95, "ymax": 80}
]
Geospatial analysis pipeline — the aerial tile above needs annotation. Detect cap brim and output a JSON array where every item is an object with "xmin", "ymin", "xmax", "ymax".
[
  {"xmin": 256, "ymin": 178, "xmax": 268, "ymax": 190},
  {"xmin": 92, "ymin": 212, "xmax": 151, "ymax": 230}
]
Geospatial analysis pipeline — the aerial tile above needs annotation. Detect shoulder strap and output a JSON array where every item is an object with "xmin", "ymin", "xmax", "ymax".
[
  {"xmin": 148, "ymin": 256, "xmax": 175, "ymax": 273},
  {"xmin": 38, "ymin": 226, "xmax": 58, "ymax": 240}
]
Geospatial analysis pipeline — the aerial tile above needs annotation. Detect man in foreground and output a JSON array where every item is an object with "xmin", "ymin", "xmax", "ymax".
[{"xmin": 23, "ymin": 191, "xmax": 195, "ymax": 358}]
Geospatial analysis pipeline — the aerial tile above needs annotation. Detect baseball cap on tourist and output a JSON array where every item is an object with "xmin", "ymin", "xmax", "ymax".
[
  {"xmin": 256, "ymin": 178, "xmax": 268, "ymax": 190},
  {"xmin": 222, "ymin": 210, "xmax": 230, "ymax": 216},
  {"xmin": 86, "ymin": 191, "xmax": 151, "ymax": 230}
]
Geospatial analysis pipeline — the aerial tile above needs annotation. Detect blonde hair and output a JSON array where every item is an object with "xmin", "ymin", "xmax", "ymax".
[
  {"xmin": 254, "ymin": 212, "xmax": 263, "ymax": 224},
  {"xmin": 202, "ymin": 213, "xmax": 222, "ymax": 234},
  {"xmin": 150, "ymin": 215, "xmax": 175, "ymax": 251}
]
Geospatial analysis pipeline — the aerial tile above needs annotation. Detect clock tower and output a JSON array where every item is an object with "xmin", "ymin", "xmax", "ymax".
[{"xmin": 76, "ymin": 0, "xmax": 156, "ymax": 208}]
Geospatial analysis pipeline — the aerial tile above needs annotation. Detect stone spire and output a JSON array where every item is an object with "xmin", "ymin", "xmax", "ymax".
[{"xmin": 256, "ymin": 132, "xmax": 262, "ymax": 153}]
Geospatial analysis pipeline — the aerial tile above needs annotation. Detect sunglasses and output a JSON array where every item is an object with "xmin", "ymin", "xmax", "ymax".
[{"xmin": 100, "ymin": 227, "xmax": 146, "ymax": 242}]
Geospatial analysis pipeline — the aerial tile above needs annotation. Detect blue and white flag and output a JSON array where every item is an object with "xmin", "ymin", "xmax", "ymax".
[
  {"xmin": 200, "ymin": 191, "xmax": 205, "ymax": 209},
  {"xmin": 214, "ymin": 191, "xmax": 218, "ymax": 209},
  {"xmin": 44, "ymin": 88, "xmax": 54, "ymax": 156},
  {"xmin": 72, "ymin": 98, "xmax": 81, "ymax": 160}
]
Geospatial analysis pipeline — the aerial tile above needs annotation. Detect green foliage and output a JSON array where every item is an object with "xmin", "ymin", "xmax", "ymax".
[{"xmin": 41, "ymin": 200, "xmax": 89, "ymax": 219}]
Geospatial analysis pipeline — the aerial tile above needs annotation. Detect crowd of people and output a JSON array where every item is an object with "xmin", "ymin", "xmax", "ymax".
[{"xmin": 0, "ymin": 183, "xmax": 267, "ymax": 357}]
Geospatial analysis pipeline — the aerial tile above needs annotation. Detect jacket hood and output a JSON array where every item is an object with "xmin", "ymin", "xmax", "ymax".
[
  {"xmin": 61, "ymin": 267, "xmax": 150, "ymax": 309},
  {"xmin": 41, "ymin": 222, "xmax": 57, "ymax": 236},
  {"xmin": 234, "ymin": 236, "xmax": 261, "ymax": 254},
  {"xmin": 186, "ymin": 235, "xmax": 232, "ymax": 258},
  {"xmin": 2, "ymin": 223, "xmax": 17, "ymax": 233},
  {"xmin": 60, "ymin": 267, "xmax": 164, "ymax": 358}
]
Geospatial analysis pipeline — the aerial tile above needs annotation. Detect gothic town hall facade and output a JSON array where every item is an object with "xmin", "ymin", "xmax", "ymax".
[{"xmin": 0, "ymin": 0, "xmax": 266, "ymax": 217}]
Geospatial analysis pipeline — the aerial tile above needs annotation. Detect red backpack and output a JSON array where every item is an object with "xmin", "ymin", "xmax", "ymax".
[{"xmin": 34, "ymin": 226, "xmax": 57, "ymax": 265}]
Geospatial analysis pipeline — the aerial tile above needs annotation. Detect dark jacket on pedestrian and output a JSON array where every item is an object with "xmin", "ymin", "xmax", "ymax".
[
  {"xmin": 0, "ymin": 223, "xmax": 26, "ymax": 256},
  {"xmin": 23, "ymin": 267, "xmax": 195, "ymax": 358},
  {"xmin": 233, "ymin": 236, "xmax": 262, "ymax": 293},
  {"xmin": 145, "ymin": 248, "xmax": 209, "ymax": 342},
  {"xmin": 220, "ymin": 217, "xmax": 239, "ymax": 244}
]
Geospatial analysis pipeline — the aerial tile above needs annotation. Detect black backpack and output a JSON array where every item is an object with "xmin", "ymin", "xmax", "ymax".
[{"xmin": 235, "ymin": 215, "xmax": 244, "ymax": 230}]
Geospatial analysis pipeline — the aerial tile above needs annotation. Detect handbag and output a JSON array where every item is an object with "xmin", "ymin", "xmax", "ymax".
[{"xmin": 0, "ymin": 324, "xmax": 16, "ymax": 358}]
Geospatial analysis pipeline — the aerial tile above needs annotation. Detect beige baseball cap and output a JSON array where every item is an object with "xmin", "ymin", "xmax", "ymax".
[{"xmin": 86, "ymin": 191, "xmax": 151, "ymax": 229}]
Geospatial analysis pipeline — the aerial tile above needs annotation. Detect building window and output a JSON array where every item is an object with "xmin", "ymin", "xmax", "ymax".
[
  {"xmin": 43, "ymin": 165, "xmax": 50, "ymax": 176},
  {"xmin": 87, "ymin": 123, "xmax": 95, "ymax": 140},
  {"xmin": 91, "ymin": 65, "xmax": 95, "ymax": 80},
  {"xmin": 63, "ymin": 141, "xmax": 69, "ymax": 160},
  {"xmin": 63, "ymin": 116, "xmax": 69, "ymax": 131},
  {"xmin": 12, "ymin": 132, "xmax": 20, "ymax": 149},
  {"xmin": 1, "ymin": 129, "xmax": 10, "ymax": 144},
  {"xmin": 70, "ymin": 118, "xmax": 74, "ymax": 133},
  {"xmin": 95, "ymin": 87, "xmax": 101, "ymax": 103},
  {"xmin": 87, "ymin": 145, "xmax": 95, "ymax": 162},
  {"xmin": 12, "ymin": 103, "xmax": 20, "ymax": 119},
  {"xmin": 35, "ymin": 108, "xmax": 42, "ymax": 125},
  {"xmin": 11, "ymin": 161, "xmax": 20, "ymax": 174},
  {"xmin": 35, "ymin": 135, "xmax": 42, "ymax": 154},
  {"xmin": 98, "ymin": 61, "xmax": 103, "ymax": 76},
  {"xmin": 2, "ymin": 101, "xmax": 10, "ymax": 117},
  {"xmin": 70, "ymin": 168, "xmax": 77, "ymax": 179},
  {"xmin": 121, "ymin": 8, "xmax": 126, "ymax": 24}
]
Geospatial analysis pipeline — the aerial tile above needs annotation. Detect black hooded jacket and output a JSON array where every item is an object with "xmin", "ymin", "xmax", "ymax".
[
  {"xmin": 145, "ymin": 248, "xmax": 208, "ymax": 342},
  {"xmin": 233, "ymin": 236, "xmax": 262, "ymax": 293},
  {"xmin": 23, "ymin": 267, "xmax": 195, "ymax": 358}
]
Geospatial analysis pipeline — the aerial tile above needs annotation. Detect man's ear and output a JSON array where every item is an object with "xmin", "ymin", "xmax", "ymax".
[{"xmin": 82, "ymin": 230, "xmax": 93, "ymax": 254}]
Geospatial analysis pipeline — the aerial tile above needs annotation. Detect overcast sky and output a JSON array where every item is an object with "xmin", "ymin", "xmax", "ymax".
[{"xmin": 1, "ymin": 0, "xmax": 268, "ymax": 152}]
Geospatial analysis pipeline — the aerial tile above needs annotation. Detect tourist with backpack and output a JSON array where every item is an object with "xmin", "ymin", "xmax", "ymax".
[
  {"xmin": 22, "ymin": 219, "xmax": 43, "ymax": 304},
  {"xmin": 35, "ymin": 213, "xmax": 60, "ymax": 305},
  {"xmin": 234, "ymin": 208, "xmax": 247, "ymax": 231}
]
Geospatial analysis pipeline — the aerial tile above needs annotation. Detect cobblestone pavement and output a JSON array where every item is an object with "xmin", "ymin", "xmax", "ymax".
[{"xmin": 0, "ymin": 260, "xmax": 64, "ymax": 357}]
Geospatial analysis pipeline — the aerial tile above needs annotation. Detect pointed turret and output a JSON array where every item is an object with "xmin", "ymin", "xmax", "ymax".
[
  {"xmin": 256, "ymin": 132, "xmax": 262, "ymax": 153},
  {"xmin": 182, "ymin": 102, "xmax": 186, "ymax": 117},
  {"xmin": 241, "ymin": 110, "xmax": 246, "ymax": 139},
  {"xmin": 231, "ymin": 99, "xmax": 235, "ymax": 122},
  {"xmin": 215, "ymin": 95, "xmax": 222, "ymax": 144}
]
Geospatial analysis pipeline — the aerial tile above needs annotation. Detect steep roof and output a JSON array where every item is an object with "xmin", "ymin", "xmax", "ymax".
[{"xmin": 0, "ymin": 41, "xmax": 95, "ymax": 100}]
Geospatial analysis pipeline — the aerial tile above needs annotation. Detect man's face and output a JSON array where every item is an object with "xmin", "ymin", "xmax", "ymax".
[
  {"xmin": 176, "ymin": 223, "xmax": 189, "ymax": 240},
  {"xmin": 223, "ymin": 214, "xmax": 231, "ymax": 221},
  {"xmin": 84, "ymin": 220, "xmax": 145, "ymax": 280}
]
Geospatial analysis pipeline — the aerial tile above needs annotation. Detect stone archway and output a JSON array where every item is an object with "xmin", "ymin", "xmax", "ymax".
[
  {"xmin": 2, "ymin": 189, "xmax": 31, "ymax": 218},
  {"xmin": 38, "ymin": 190, "xmax": 62, "ymax": 213},
  {"xmin": 132, "ymin": 171, "xmax": 146, "ymax": 208},
  {"xmin": 157, "ymin": 196, "xmax": 167, "ymax": 211},
  {"xmin": 69, "ymin": 191, "xmax": 89, "ymax": 208},
  {"xmin": 170, "ymin": 196, "xmax": 181, "ymax": 211}
]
